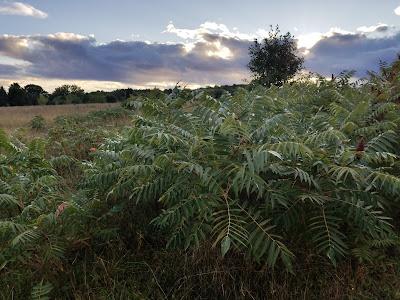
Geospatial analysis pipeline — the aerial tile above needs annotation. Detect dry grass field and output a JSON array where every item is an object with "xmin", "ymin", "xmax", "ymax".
[{"xmin": 0, "ymin": 103, "xmax": 120, "ymax": 133}]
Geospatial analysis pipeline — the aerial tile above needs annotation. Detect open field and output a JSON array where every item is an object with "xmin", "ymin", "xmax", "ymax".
[{"xmin": 0, "ymin": 103, "xmax": 120, "ymax": 133}]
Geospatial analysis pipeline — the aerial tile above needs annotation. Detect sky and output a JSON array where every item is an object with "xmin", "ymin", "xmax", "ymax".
[{"xmin": 0, "ymin": 0, "xmax": 399, "ymax": 91}]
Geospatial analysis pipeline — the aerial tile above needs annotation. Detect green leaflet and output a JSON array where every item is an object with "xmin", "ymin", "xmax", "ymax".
[{"xmin": 221, "ymin": 236, "xmax": 231, "ymax": 257}]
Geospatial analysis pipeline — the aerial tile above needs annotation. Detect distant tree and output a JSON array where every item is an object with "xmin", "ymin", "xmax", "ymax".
[
  {"xmin": 111, "ymin": 89, "xmax": 130, "ymax": 101},
  {"xmin": 25, "ymin": 84, "xmax": 45, "ymax": 105},
  {"xmin": 69, "ymin": 85, "xmax": 85, "ymax": 97},
  {"xmin": 0, "ymin": 86, "xmax": 8, "ymax": 106},
  {"xmin": 106, "ymin": 94, "xmax": 117, "ymax": 103},
  {"xmin": 49, "ymin": 84, "xmax": 85, "ymax": 105},
  {"xmin": 51, "ymin": 96, "xmax": 66, "ymax": 105},
  {"xmin": 147, "ymin": 88, "xmax": 166, "ymax": 99},
  {"xmin": 86, "ymin": 91, "xmax": 107, "ymax": 103},
  {"xmin": 248, "ymin": 25, "xmax": 304, "ymax": 87},
  {"xmin": 66, "ymin": 94, "xmax": 82, "ymax": 104},
  {"xmin": 51, "ymin": 85, "xmax": 70, "ymax": 99},
  {"xmin": 8, "ymin": 83, "xmax": 27, "ymax": 106},
  {"xmin": 37, "ymin": 94, "xmax": 49, "ymax": 105}
]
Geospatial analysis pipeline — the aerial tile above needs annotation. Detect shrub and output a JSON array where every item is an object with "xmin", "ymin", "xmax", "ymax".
[
  {"xmin": 85, "ymin": 81, "xmax": 400, "ymax": 270},
  {"xmin": 248, "ymin": 25, "xmax": 304, "ymax": 87},
  {"xmin": 30, "ymin": 115, "xmax": 46, "ymax": 130}
]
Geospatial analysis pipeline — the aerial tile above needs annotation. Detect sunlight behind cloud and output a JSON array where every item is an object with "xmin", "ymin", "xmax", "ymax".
[
  {"xmin": 47, "ymin": 33, "xmax": 90, "ymax": 41},
  {"xmin": 297, "ymin": 32, "xmax": 323, "ymax": 50},
  {"xmin": 165, "ymin": 21, "xmax": 255, "ymax": 42},
  {"xmin": 206, "ymin": 41, "xmax": 233, "ymax": 59}
]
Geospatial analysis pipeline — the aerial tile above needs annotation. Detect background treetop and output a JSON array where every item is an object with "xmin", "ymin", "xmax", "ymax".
[{"xmin": 248, "ymin": 25, "xmax": 304, "ymax": 87}]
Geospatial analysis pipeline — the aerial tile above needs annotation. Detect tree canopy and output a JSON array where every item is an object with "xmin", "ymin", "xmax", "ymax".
[
  {"xmin": 0, "ymin": 87, "xmax": 8, "ymax": 106},
  {"xmin": 248, "ymin": 25, "xmax": 304, "ymax": 87},
  {"xmin": 25, "ymin": 84, "xmax": 45, "ymax": 106},
  {"xmin": 8, "ymin": 83, "xmax": 27, "ymax": 106}
]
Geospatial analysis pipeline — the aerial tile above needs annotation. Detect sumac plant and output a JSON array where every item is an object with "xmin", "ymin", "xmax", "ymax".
[
  {"xmin": 86, "ymin": 81, "xmax": 400, "ymax": 271},
  {"xmin": 0, "ymin": 130, "xmax": 87, "ymax": 298}
]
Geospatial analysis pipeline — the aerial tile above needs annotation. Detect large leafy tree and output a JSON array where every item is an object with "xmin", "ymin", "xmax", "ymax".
[
  {"xmin": 248, "ymin": 25, "xmax": 304, "ymax": 87},
  {"xmin": 24, "ymin": 84, "xmax": 45, "ymax": 106},
  {"xmin": 0, "ymin": 86, "xmax": 8, "ymax": 106},
  {"xmin": 49, "ymin": 84, "xmax": 85, "ymax": 104},
  {"xmin": 8, "ymin": 83, "xmax": 27, "ymax": 106}
]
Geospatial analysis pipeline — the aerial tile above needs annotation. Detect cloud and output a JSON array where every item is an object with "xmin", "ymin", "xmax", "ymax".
[
  {"xmin": 0, "ymin": 2, "xmax": 47, "ymax": 18},
  {"xmin": 0, "ymin": 64, "xmax": 21, "ymax": 77},
  {"xmin": 0, "ymin": 22, "xmax": 399, "ymax": 91},
  {"xmin": 297, "ymin": 32, "xmax": 325, "ymax": 50},
  {"xmin": 0, "ymin": 28, "xmax": 251, "ymax": 89},
  {"xmin": 304, "ymin": 25, "xmax": 400, "ymax": 76},
  {"xmin": 0, "ymin": 77, "xmax": 139, "ymax": 92},
  {"xmin": 297, "ymin": 24, "xmax": 394, "ymax": 52},
  {"xmin": 357, "ymin": 23, "xmax": 389, "ymax": 33},
  {"xmin": 165, "ymin": 21, "xmax": 255, "ymax": 41},
  {"xmin": 395, "ymin": 6, "xmax": 400, "ymax": 15}
]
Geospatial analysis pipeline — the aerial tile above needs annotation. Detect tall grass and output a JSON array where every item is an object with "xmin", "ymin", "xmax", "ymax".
[{"xmin": 0, "ymin": 103, "xmax": 120, "ymax": 133}]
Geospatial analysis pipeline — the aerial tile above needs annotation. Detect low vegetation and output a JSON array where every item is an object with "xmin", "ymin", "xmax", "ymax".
[
  {"xmin": 0, "ymin": 82, "xmax": 243, "ymax": 108},
  {"xmin": 0, "ymin": 102, "xmax": 121, "ymax": 133},
  {"xmin": 0, "ymin": 58, "xmax": 400, "ymax": 299}
]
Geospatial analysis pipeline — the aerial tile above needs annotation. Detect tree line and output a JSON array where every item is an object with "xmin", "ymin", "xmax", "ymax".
[
  {"xmin": 0, "ymin": 82, "xmax": 249, "ymax": 107},
  {"xmin": 0, "ymin": 83, "xmax": 166, "ymax": 107}
]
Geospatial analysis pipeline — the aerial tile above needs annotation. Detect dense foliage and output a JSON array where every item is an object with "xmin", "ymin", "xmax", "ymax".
[
  {"xmin": 1, "ymin": 60, "xmax": 400, "ymax": 298},
  {"xmin": 369, "ymin": 56, "xmax": 400, "ymax": 103},
  {"xmin": 88, "ymin": 76, "xmax": 400, "ymax": 269},
  {"xmin": 248, "ymin": 25, "xmax": 304, "ymax": 87}
]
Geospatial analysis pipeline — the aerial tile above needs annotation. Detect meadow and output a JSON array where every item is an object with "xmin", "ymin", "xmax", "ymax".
[
  {"xmin": 0, "ymin": 102, "xmax": 120, "ymax": 133},
  {"xmin": 0, "ymin": 59, "xmax": 400, "ymax": 299}
]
